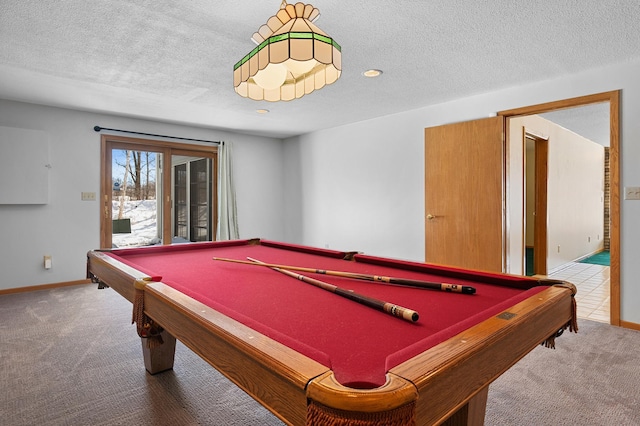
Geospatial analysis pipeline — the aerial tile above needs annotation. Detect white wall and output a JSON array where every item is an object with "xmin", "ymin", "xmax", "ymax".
[
  {"xmin": 0, "ymin": 100, "xmax": 285, "ymax": 291},
  {"xmin": 2, "ymin": 59, "xmax": 639, "ymax": 325},
  {"xmin": 509, "ymin": 115, "xmax": 604, "ymax": 273},
  {"xmin": 548, "ymin": 129, "xmax": 605, "ymax": 270},
  {"xmin": 283, "ymin": 117, "xmax": 425, "ymax": 261},
  {"xmin": 284, "ymin": 59, "xmax": 640, "ymax": 325}
]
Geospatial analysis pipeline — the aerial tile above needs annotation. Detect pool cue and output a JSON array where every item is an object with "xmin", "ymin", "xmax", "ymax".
[
  {"xmin": 212, "ymin": 256, "xmax": 476, "ymax": 294},
  {"xmin": 246, "ymin": 257, "xmax": 419, "ymax": 323}
]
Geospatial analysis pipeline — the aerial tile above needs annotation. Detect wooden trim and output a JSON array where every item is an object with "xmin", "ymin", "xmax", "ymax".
[
  {"xmin": 499, "ymin": 91, "xmax": 617, "ymax": 116},
  {"xmin": 0, "ymin": 279, "xmax": 91, "ymax": 295},
  {"xmin": 499, "ymin": 90, "xmax": 621, "ymax": 327},
  {"xmin": 619, "ymin": 320, "xmax": 640, "ymax": 331},
  {"xmin": 162, "ymin": 146, "xmax": 172, "ymax": 243},
  {"xmin": 99, "ymin": 134, "xmax": 219, "ymax": 152},
  {"xmin": 100, "ymin": 137, "xmax": 111, "ymax": 248},
  {"xmin": 608, "ymin": 91, "xmax": 620, "ymax": 326},
  {"xmin": 212, "ymin": 152, "xmax": 219, "ymax": 240}
]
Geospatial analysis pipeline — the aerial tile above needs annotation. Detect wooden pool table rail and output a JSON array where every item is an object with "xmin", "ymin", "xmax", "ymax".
[
  {"xmin": 88, "ymin": 250, "xmax": 418, "ymax": 425},
  {"xmin": 393, "ymin": 284, "xmax": 574, "ymax": 425},
  {"xmin": 87, "ymin": 249, "xmax": 576, "ymax": 426}
]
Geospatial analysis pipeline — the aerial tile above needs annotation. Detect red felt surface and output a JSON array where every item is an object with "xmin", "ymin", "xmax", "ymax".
[{"xmin": 107, "ymin": 240, "xmax": 546, "ymax": 388}]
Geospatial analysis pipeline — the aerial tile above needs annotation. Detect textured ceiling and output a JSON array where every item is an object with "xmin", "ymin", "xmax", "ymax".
[
  {"xmin": 1, "ymin": 1, "xmax": 638, "ymax": 139},
  {"xmin": 540, "ymin": 103, "xmax": 610, "ymax": 147}
]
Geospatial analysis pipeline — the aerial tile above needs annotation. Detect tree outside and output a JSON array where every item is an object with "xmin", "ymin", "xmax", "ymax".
[{"xmin": 112, "ymin": 149, "xmax": 160, "ymax": 247}]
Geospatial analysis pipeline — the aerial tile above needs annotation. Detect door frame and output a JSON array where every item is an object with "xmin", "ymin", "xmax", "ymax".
[
  {"xmin": 523, "ymin": 132, "xmax": 549, "ymax": 276},
  {"xmin": 499, "ymin": 90, "xmax": 620, "ymax": 326},
  {"xmin": 532, "ymin": 135, "xmax": 549, "ymax": 276}
]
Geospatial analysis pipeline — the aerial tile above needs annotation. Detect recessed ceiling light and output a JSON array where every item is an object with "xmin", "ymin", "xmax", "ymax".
[
  {"xmin": 256, "ymin": 109, "xmax": 270, "ymax": 114},
  {"xmin": 363, "ymin": 69, "xmax": 383, "ymax": 78}
]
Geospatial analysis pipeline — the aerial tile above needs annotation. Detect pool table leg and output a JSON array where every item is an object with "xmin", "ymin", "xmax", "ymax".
[
  {"xmin": 441, "ymin": 386, "xmax": 489, "ymax": 426},
  {"xmin": 141, "ymin": 330, "xmax": 177, "ymax": 374}
]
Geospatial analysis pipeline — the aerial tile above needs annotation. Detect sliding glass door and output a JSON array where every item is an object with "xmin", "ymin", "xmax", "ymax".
[
  {"xmin": 100, "ymin": 135, "xmax": 217, "ymax": 249},
  {"xmin": 172, "ymin": 156, "xmax": 213, "ymax": 242}
]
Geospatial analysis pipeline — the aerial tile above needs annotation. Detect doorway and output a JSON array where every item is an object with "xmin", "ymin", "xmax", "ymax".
[
  {"xmin": 500, "ymin": 90, "xmax": 619, "ymax": 326},
  {"xmin": 423, "ymin": 91, "xmax": 618, "ymax": 324}
]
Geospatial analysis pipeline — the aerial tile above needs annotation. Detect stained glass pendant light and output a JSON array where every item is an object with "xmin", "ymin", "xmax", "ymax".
[{"xmin": 233, "ymin": 1, "xmax": 342, "ymax": 101}]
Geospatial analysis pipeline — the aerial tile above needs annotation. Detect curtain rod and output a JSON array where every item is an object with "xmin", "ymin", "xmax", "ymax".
[{"xmin": 93, "ymin": 126, "xmax": 221, "ymax": 145}]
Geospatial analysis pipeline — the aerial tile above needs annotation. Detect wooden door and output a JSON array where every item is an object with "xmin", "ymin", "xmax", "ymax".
[
  {"xmin": 424, "ymin": 117, "xmax": 505, "ymax": 272},
  {"xmin": 533, "ymin": 137, "xmax": 549, "ymax": 275}
]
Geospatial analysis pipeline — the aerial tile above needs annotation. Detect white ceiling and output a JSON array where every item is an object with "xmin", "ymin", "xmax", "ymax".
[
  {"xmin": 540, "ymin": 103, "xmax": 610, "ymax": 147},
  {"xmin": 1, "ymin": 1, "xmax": 638, "ymax": 139}
]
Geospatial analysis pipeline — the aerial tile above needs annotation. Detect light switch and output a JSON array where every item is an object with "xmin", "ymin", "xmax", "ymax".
[
  {"xmin": 624, "ymin": 187, "xmax": 640, "ymax": 200},
  {"xmin": 81, "ymin": 192, "xmax": 96, "ymax": 201}
]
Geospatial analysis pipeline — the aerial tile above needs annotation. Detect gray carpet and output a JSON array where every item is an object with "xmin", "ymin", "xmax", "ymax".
[
  {"xmin": 485, "ymin": 318, "xmax": 640, "ymax": 425},
  {"xmin": 0, "ymin": 284, "xmax": 284, "ymax": 426},
  {"xmin": 1, "ymin": 284, "xmax": 639, "ymax": 425}
]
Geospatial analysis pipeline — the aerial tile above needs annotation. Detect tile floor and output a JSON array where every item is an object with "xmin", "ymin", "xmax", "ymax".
[{"xmin": 541, "ymin": 262, "xmax": 610, "ymax": 323}]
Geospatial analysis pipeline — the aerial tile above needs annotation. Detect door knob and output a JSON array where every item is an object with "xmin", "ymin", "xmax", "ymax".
[{"xmin": 427, "ymin": 214, "xmax": 436, "ymax": 220}]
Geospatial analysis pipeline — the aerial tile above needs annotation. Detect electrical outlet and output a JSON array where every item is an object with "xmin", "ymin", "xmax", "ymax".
[
  {"xmin": 44, "ymin": 255, "xmax": 52, "ymax": 270},
  {"xmin": 81, "ymin": 192, "xmax": 96, "ymax": 201}
]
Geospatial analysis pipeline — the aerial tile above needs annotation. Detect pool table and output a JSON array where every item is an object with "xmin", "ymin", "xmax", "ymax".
[{"xmin": 87, "ymin": 238, "xmax": 577, "ymax": 426}]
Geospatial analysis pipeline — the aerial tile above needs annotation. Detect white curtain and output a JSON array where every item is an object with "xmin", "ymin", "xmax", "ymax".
[{"xmin": 216, "ymin": 141, "xmax": 240, "ymax": 240}]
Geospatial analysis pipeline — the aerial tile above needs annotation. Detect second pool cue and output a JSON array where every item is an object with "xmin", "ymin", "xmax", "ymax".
[
  {"xmin": 212, "ymin": 256, "xmax": 475, "ymax": 294},
  {"xmin": 247, "ymin": 257, "xmax": 419, "ymax": 323}
]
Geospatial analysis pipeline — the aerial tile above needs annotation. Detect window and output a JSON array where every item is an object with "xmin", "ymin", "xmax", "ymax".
[{"xmin": 100, "ymin": 135, "xmax": 217, "ymax": 248}]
